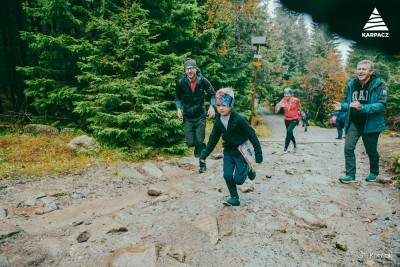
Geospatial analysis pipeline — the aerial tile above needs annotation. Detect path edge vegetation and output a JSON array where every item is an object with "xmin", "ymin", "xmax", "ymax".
[
  {"xmin": 0, "ymin": 115, "xmax": 269, "ymax": 180},
  {"xmin": 1, "ymin": 114, "xmax": 399, "ymax": 183}
]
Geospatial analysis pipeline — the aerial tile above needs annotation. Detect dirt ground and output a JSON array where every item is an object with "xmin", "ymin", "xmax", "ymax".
[{"xmin": 0, "ymin": 110, "xmax": 399, "ymax": 267}]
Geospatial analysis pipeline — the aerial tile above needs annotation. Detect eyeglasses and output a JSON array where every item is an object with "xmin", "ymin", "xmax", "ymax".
[{"xmin": 185, "ymin": 67, "xmax": 195, "ymax": 71}]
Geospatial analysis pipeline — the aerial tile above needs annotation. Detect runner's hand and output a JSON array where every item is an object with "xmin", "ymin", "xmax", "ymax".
[
  {"xmin": 349, "ymin": 100, "xmax": 361, "ymax": 110},
  {"xmin": 177, "ymin": 108, "xmax": 183, "ymax": 119},
  {"xmin": 333, "ymin": 102, "xmax": 341, "ymax": 111},
  {"xmin": 207, "ymin": 106, "xmax": 215, "ymax": 118}
]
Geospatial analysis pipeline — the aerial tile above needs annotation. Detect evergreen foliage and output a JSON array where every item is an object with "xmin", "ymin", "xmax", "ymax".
[
  {"xmin": 73, "ymin": 2, "xmax": 186, "ymax": 151},
  {"xmin": 274, "ymin": 8, "xmax": 311, "ymax": 76},
  {"xmin": 311, "ymin": 23, "xmax": 337, "ymax": 58},
  {"xmin": 1, "ymin": 0, "xmax": 398, "ymax": 156},
  {"xmin": 16, "ymin": 0, "xmax": 271, "ymax": 151}
]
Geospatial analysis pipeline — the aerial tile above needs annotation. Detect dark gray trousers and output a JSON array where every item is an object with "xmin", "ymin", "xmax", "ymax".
[
  {"xmin": 344, "ymin": 122, "xmax": 381, "ymax": 177},
  {"xmin": 223, "ymin": 154, "xmax": 250, "ymax": 199},
  {"xmin": 183, "ymin": 114, "xmax": 206, "ymax": 154}
]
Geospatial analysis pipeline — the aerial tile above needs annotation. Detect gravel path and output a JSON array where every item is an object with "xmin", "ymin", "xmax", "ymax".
[{"xmin": 0, "ymin": 110, "xmax": 399, "ymax": 267}]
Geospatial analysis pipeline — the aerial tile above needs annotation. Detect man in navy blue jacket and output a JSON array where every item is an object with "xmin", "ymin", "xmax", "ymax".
[{"xmin": 333, "ymin": 60, "xmax": 387, "ymax": 184}]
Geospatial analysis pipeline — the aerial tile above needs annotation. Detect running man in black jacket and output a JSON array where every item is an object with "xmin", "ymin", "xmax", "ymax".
[{"xmin": 175, "ymin": 58, "xmax": 216, "ymax": 173}]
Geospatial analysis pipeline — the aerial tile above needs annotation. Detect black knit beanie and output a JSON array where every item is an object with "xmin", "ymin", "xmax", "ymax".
[{"xmin": 184, "ymin": 58, "xmax": 197, "ymax": 69}]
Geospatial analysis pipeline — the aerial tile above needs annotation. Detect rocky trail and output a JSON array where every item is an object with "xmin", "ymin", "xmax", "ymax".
[{"xmin": 0, "ymin": 110, "xmax": 399, "ymax": 267}]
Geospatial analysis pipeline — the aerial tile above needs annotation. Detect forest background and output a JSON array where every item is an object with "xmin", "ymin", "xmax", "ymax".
[{"xmin": 0, "ymin": 0, "xmax": 399, "ymax": 158}]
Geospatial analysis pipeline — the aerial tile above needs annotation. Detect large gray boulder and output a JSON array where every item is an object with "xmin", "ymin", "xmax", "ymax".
[{"xmin": 67, "ymin": 135, "xmax": 100, "ymax": 153}]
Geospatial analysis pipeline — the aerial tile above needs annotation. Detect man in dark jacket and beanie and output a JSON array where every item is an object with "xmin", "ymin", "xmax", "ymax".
[
  {"xmin": 333, "ymin": 60, "xmax": 387, "ymax": 184},
  {"xmin": 176, "ymin": 58, "xmax": 216, "ymax": 173}
]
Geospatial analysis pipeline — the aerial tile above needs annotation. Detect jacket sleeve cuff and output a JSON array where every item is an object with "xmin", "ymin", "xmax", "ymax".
[{"xmin": 210, "ymin": 97, "xmax": 216, "ymax": 106}]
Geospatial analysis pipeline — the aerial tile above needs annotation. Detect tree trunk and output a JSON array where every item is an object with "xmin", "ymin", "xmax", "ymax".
[{"xmin": 0, "ymin": 0, "xmax": 25, "ymax": 113}]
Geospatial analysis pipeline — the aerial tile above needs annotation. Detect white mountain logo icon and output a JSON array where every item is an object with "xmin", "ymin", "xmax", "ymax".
[{"xmin": 363, "ymin": 8, "xmax": 389, "ymax": 31}]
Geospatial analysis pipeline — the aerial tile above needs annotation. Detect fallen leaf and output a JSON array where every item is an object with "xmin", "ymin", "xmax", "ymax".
[
  {"xmin": 329, "ymin": 212, "xmax": 337, "ymax": 217},
  {"xmin": 384, "ymin": 180, "xmax": 395, "ymax": 185},
  {"xmin": 387, "ymin": 227, "xmax": 394, "ymax": 232},
  {"xmin": 380, "ymin": 233, "xmax": 387, "ymax": 238},
  {"xmin": 271, "ymin": 211, "xmax": 278, "ymax": 217}
]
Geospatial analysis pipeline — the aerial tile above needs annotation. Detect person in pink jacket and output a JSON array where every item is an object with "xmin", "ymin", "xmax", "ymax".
[{"xmin": 275, "ymin": 87, "xmax": 303, "ymax": 153}]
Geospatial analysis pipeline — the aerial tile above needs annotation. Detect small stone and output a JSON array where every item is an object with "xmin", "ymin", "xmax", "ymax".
[
  {"xmin": 148, "ymin": 186, "xmax": 162, "ymax": 196},
  {"xmin": 322, "ymin": 230, "xmax": 337, "ymax": 238},
  {"xmin": 167, "ymin": 247, "xmax": 186, "ymax": 263},
  {"xmin": 335, "ymin": 237, "xmax": 348, "ymax": 251},
  {"xmin": 107, "ymin": 227, "xmax": 128, "ymax": 234},
  {"xmin": 35, "ymin": 192, "xmax": 46, "ymax": 199},
  {"xmin": 285, "ymin": 167, "xmax": 296, "ymax": 175},
  {"xmin": 71, "ymin": 221, "xmax": 84, "ymax": 227},
  {"xmin": 0, "ymin": 208, "xmax": 7, "ymax": 219},
  {"xmin": 77, "ymin": 231, "xmax": 90, "ymax": 243}
]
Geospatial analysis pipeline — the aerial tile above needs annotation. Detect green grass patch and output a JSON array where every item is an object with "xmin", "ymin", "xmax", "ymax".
[
  {"xmin": 0, "ymin": 131, "xmax": 128, "ymax": 181},
  {"xmin": 0, "ymin": 114, "xmax": 271, "ymax": 182}
]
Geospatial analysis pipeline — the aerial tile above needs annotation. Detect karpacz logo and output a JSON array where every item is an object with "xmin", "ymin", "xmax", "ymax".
[
  {"xmin": 362, "ymin": 32, "xmax": 389, "ymax": 37},
  {"xmin": 362, "ymin": 8, "xmax": 389, "ymax": 38}
]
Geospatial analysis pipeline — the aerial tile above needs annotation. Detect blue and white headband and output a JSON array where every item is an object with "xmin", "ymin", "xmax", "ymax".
[
  {"xmin": 216, "ymin": 91, "xmax": 234, "ymax": 107},
  {"xmin": 283, "ymin": 87, "xmax": 293, "ymax": 95}
]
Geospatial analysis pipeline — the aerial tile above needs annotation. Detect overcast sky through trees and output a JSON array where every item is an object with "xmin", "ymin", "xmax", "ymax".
[{"xmin": 266, "ymin": 0, "xmax": 352, "ymax": 65}]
